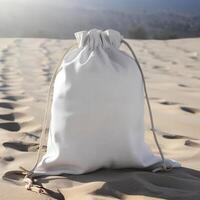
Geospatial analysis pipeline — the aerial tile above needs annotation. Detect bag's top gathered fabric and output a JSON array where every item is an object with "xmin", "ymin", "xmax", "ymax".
[{"xmin": 21, "ymin": 29, "xmax": 180, "ymax": 191}]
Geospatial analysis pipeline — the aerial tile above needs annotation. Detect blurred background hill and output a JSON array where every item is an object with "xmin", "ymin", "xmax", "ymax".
[{"xmin": 0, "ymin": 0, "xmax": 200, "ymax": 39}]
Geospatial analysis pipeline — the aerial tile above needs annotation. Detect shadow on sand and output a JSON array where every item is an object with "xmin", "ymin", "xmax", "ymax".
[{"xmin": 22, "ymin": 167, "xmax": 200, "ymax": 199}]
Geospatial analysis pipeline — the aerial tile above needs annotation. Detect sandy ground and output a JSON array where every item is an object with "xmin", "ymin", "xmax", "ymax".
[{"xmin": 0, "ymin": 37, "xmax": 200, "ymax": 199}]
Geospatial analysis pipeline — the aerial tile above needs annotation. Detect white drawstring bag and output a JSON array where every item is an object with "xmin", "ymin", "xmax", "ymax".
[{"xmin": 23, "ymin": 29, "xmax": 180, "ymax": 190}]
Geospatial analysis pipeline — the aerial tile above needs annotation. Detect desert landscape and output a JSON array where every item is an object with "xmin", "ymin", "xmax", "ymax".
[{"xmin": 0, "ymin": 37, "xmax": 199, "ymax": 199}]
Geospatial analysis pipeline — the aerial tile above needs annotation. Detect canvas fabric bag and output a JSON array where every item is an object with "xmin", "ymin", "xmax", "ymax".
[{"xmin": 22, "ymin": 29, "xmax": 180, "ymax": 190}]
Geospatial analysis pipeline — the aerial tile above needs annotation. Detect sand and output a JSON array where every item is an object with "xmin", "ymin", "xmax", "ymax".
[{"xmin": 0, "ymin": 37, "xmax": 200, "ymax": 199}]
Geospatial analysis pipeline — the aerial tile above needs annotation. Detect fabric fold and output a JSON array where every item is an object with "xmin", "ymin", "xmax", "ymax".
[{"xmin": 74, "ymin": 29, "xmax": 123, "ymax": 49}]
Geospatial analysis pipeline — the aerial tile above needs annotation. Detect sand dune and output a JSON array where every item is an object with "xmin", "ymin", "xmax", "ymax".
[{"xmin": 0, "ymin": 38, "xmax": 199, "ymax": 199}]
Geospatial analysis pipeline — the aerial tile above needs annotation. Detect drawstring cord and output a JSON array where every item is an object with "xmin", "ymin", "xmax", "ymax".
[
  {"xmin": 21, "ymin": 39, "xmax": 171, "ymax": 192},
  {"xmin": 121, "ymin": 39, "xmax": 170, "ymax": 172},
  {"xmin": 20, "ymin": 43, "xmax": 77, "ymax": 192}
]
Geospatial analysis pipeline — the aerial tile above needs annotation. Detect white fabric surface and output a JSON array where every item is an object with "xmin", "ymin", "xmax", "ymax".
[{"xmin": 34, "ymin": 29, "xmax": 180, "ymax": 175}]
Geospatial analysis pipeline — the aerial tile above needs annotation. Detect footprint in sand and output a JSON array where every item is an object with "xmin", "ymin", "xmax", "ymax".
[
  {"xmin": 192, "ymin": 76, "xmax": 200, "ymax": 80},
  {"xmin": 3, "ymin": 141, "xmax": 40, "ymax": 152},
  {"xmin": 0, "ymin": 102, "xmax": 28, "ymax": 111},
  {"xmin": 0, "ymin": 74, "xmax": 23, "ymax": 81},
  {"xmin": 3, "ymin": 156, "xmax": 15, "ymax": 162},
  {"xmin": 178, "ymin": 84, "xmax": 189, "ymax": 88},
  {"xmin": 171, "ymin": 61, "xmax": 177, "ymax": 65},
  {"xmin": 0, "ymin": 113, "xmax": 15, "ymax": 121},
  {"xmin": 162, "ymin": 134, "xmax": 196, "ymax": 140},
  {"xmin": 152, "ymin": 65, "xmax": 169, "ymax": 73},
  {"xmin": 185, "ymin": 140, "xmax": 200, "ymax": 147},
  {"xmin": 180, "ymin": 106, "xmax": 200, "ymax": 114},
  {"xmin": 162, "ymin": 133, "xmax": 200, "ymax": 148},
  {"xmin": 0, "ymin": 74, "xmax": 9, "ymax": 81},
  {"xmin": 0, "ymin": 122, "xmax": 21, "ymax": 131},
  {"xmin": 2, "ymin": 96, "xmax": 25, "ymax": 101},
  {"xmin": 2, "ymin": 95, "xmax": 33, "ymax": 103},
  {"xmin": 158, "ymin": 101, "xmax": 200, "ymax": 114},
  {"xmin": 0, "ymin": 120, "xmax": 41, "ymax": 133},
  {"xmin": 0, "ymin": 102, "xmax": 17, "ymax": 109},
  {"xmin": 0, "ymin": 83, "xmax": 10, "ymax": 89},
  {"xmin": 2, "ymin": 170, "xmax": 26, "ymax": 186},
  {"xmin": 186, "ymin": 64, "xmax": 195, "ymax": 69},
  {"xmin": 0, "ymin": 112, "xmax": 32, "ymax": 122},
  {"xmin": 0, "ymin": 58, "xmax": 6, "ymax": 63},
  {"xmin": 155, "ymin": 129, "xmax": 197, "ymax": 140},
  {"xmin": 153, "ymin": 65, "xmax": 163, "ymax": 69},
  {"xmin": 159, "ymin": 100, "xmax": 179, "ymax": 105}
]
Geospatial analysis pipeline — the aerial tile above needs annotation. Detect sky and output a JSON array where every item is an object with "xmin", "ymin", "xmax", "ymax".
[
  {"xmin": 1, "ymin": 0, "xmax": 200, "ymax": 13},
  {"xmin": 0, "ymin": 0, "xmax": 200, "ymax": 38}
]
